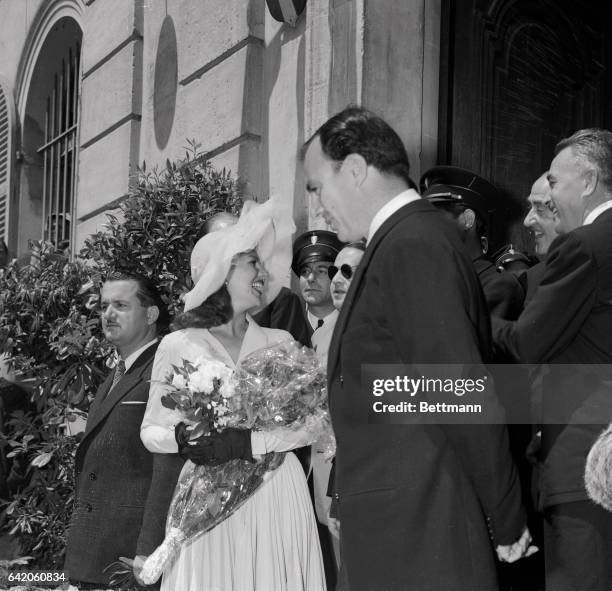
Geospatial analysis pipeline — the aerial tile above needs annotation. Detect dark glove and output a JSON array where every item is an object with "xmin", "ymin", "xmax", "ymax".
[
  {"xmin": 174, "ymin": 422, "xmax": 214, "ymax": 464},
  {"xmin": 204, "ymin": 428, "xmax": 253, "ymax": 465},
  {"xmin": 174, "ymin": 423, "xmax": 252, "ymax": 465}
]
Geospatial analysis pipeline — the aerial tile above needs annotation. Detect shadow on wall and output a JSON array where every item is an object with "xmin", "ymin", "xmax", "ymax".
[{"xmin": 240, "ymin": 0, "xmax": 307, "ymax": 231}]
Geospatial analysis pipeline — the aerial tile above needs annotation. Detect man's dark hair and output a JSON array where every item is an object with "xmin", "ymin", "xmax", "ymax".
[
  {"xmin": 301, "ymin": 106, "xmax": 413, "ymax": 186},
  {"xmin": 171, "ymin": 284, "xmax": 233, "ymax": 331},
  {"xmin": 104, "ymin": 270, "xmax": 170, "ymax": 334},
  {"xmin": 555, "ymin": 128, "xmax": 612, "ymax": 192}
]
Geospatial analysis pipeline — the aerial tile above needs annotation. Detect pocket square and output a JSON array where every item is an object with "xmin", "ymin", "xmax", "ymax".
[{"xmin": 120, "ymin": 401, "xmax": 146, "ymax": 405}]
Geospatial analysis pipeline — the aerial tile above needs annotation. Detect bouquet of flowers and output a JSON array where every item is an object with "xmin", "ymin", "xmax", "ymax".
[{"xmin": 139, "ymin": 339, "xmax": 331, "ymax": 585}]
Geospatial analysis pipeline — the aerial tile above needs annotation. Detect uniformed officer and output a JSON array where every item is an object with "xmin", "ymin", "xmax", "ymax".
[
  {"xmin": 292, "ymin": 230, "xmax": 344, "ymax": 354},
  {"xmin": 420, "ymin": 165, "xmax": 525, "ymax": 320},
  {"xmin": 292, "ymin": 229, "xmax": 344, "ymax": 588},
  {"xmin": 422, "ymin": 167, "xmax": 543, "ymax": 590},
  {"xmin": 494, "ymin": 244, "xmax": 533, "ymax": 277}
]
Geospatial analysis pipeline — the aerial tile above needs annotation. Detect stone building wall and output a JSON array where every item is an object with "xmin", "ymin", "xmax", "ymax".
[{"xmin": 0, "ymin": 0, "xmax": 439, "ymax": 255}]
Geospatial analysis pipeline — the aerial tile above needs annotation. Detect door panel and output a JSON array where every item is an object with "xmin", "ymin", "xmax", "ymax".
[{"xmin": 439, "ymin": 0, "xmax": 611, "ymax": 253}]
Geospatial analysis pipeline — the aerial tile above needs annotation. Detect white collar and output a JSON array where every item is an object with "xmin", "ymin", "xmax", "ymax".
[
  {"xmin": 206, "ymin": 314, "xmax": 266, "ymax": 367},
  {"xmin": 367, "ymin": 189, "xmax": 421, "ymax": 245},
  {"xmin": 307, "ymin": 307, "xmax": 339, "ymax": 330},
  {"xmin": 122, "ymin": 338, "xmax": 158, "ymax": 371},
  {"xmin": 583, "ymin": 199, "xmax": 612, "ymax": 225}
]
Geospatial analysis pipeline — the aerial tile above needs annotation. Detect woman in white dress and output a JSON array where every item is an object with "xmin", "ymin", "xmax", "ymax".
[{"xmin": 140, "ymin": 197, "xmax": 325, "ymax": 591}]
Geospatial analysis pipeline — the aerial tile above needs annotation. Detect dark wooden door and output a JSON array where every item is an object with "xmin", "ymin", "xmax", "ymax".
[{"xmin": 438, "ymin": 0, "xmax": 612, "ymax": 253}]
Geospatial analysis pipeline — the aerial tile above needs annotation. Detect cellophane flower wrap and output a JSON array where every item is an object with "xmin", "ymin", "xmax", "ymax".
[{"xmin": 140, "ymin": 339, "xmax": 332, "ymax": 584}]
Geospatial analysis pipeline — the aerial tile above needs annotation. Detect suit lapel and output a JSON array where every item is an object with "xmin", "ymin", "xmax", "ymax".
[
  {"xmin": 592, "ymin": 207, "xmax": 612, "ymax": 226},
  {"xmin": 327, "ymin": 246, "xmax": 369, "ymax": 382},
  {"xmin": 327, "ymin": 200, "xmax": 433, "ymax": 382},
  {"xmin": 85, "ymin": 372, "xmax": 114, "ymax": 428},
  {"xmin": 81, "ymin": 344, "xmax": 158, "ymax": 440}
]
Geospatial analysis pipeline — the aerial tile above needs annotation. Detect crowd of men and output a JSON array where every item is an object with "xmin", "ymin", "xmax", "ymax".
[{"xmin": 54, "ymin": 107, "xmax": 612, "ymax": 591}]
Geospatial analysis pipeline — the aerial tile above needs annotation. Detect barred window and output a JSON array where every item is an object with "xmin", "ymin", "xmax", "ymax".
[
  {"xmin": 0, "ymin": 77, "xmax": 16, "ymax": 259},
  {"xmin": 37, "ymin": 42, "xmax": 80, "ymax": 251}
]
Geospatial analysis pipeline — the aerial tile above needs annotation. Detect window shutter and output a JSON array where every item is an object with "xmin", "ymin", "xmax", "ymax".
[{"xmin": 0, "ymin": 77, "xmax": 16, "ymax": 247}]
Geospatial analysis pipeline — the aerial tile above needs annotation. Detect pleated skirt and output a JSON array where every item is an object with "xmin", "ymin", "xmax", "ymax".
[{"xmin": 161, "ymin": 452, "xmax": 325, "ymax": 591}]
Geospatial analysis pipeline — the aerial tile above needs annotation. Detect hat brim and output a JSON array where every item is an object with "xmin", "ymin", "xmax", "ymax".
[
  {"xmin": 183, "ymin": 194, "xmax": 295, "ymax": 312},
  {"xmin": 292, "ymin": 250, "xmax": 337, "ymax": 275}
]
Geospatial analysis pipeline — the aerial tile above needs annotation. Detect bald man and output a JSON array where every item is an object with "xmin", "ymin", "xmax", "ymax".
[
  {"xmin": 204, "ymin": 212, "xmax": 238, "ymax": 234},
  {"xmin": 524, "ymin": 174, "xmax": 558, "ymax": 259},
  {"xmin": 520, "ymin": 174, "xmax": 559, "ymax": 304}
]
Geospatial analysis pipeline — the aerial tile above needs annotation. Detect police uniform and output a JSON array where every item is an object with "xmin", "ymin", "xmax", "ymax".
[
  {"xmin": 494, "ymin": 244, "xmax": 533, "ymax": 274},
  {"xmin": 420, "ymin": 166, "xmax": 525, "ymax": 320},
  {"xmin": 291, "ymin": 230, "xmax": 344, "ymax": 351},
  {"xmin": 422, "ymin": 167, "xmax": 542, "ymax": 590},
  {"xmin": 292, "ymin": 229, "xmax": 344, "ymax": 586}
]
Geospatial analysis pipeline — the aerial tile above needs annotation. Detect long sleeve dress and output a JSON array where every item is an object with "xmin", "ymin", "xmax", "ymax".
[{"xmin": 140, "ymin": 319, "xmax": 325, "ymax": 591}]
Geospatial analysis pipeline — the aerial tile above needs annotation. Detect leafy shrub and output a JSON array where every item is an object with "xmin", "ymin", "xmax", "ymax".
[
  {"xmin": 0, "ymin": 143, "xmax": 243, "ymax": 571},
  {"xmin": 0, "ymin": 241, "xmax": 108, "ymax": 569},
  {"xmin": 81, "ymin": 140, "xmax": 243, "ymax": 315}
]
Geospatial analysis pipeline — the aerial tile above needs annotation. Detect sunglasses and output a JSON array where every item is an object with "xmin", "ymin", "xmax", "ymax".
[{"xmin": 328, "ymin": 264, "xmax": 356, "ymax": 280}]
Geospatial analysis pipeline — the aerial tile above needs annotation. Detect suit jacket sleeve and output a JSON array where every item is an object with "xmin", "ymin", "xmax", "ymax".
[
  {"xmin": 490, "ymin": 275, "xmax": 525, "ymax": 321},
  {"xmin": 493, "ymin": 232, "xmax": 597, "ymax": 363},
  {"xmin": 381, "ymin": 238, "xmax": 525, "ymax": 545},
  {"xmin": 136, "ymin": 452, "xmax": 185, "ymax": 555}
]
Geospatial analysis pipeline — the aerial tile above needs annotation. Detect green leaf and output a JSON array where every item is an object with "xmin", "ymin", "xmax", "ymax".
[{"xmin": 31, "ymin": 451, "xmax": 54, "ymax": 468}]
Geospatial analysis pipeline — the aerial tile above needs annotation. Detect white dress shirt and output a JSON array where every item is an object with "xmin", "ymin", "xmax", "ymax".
[
  {"xmin": 366, "ymin": 188, "xmax": 421, "ymax": 245},
  {"xmin": 583, "ymin": 199, "xmax": 612, "ymax": 225},
  {"xmin": 122, "ymin": 339, "xmax": 158, "ymax": 371},
  {"xmin": 307, "ymin": 308, "xmax": 339, "ymax": 361}
]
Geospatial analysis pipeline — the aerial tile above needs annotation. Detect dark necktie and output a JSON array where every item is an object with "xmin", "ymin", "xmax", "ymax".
[
  {"xmin": 109, "ymin": 358, "xmax": 126, "ymax": 392},
  {"xmin": 312, "ymin": 318, "xmax": 324, "ymax": 352}
]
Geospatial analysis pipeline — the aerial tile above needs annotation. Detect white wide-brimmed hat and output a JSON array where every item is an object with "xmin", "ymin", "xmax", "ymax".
[{"xmin": 183, "ymin": 194, "xmax": 295, "ymax": 312}]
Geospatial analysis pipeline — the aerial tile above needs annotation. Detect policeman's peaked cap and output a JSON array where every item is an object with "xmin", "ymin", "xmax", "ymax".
[
  {"xmin": 419, "ymin": 165, "xmax": 500, "ymax": 222},
  {"xmin": 292, "ymin": 230, "xmax": 345, "ymax": 275}
]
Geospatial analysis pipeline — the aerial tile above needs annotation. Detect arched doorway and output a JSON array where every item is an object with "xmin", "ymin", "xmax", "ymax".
[{"xmin": 16, "ymin": 3, "xmax": 83, "ymax": 256}]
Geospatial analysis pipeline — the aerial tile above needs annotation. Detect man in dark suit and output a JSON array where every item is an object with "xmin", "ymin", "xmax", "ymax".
[
  {"xmin": 517, "ymin": 172, "xmax": 560, "ymax": 475},
  {"xmin": 493, "ymin": 128, "xmax": 612, "ymax": 591},
  {"xmin": 65, "ymin": 272, "xmax": 183, "ymax": 589},
  {"xmin": 301, "ymin": 106, "xmax": 531, "ymax": 591},
  {"xmin": 520, "ymin": 172, "xmax": 559, "ymax": 304}
]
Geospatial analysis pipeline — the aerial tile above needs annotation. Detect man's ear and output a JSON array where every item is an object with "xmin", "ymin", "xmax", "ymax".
[
  {"xmin": 583, "ymin": 167, "xmax": 598, "ymax": 197},
  {"xmin": 460, "ymin": 208, "xmax": 476, "ymax": 230},
  {"xmin": 341, "ymin": 153, "xmax": 368, "ymax": 186},
  {"xmin": 146, "ymin": 306, "xmax": 160, "ymax": 326}
]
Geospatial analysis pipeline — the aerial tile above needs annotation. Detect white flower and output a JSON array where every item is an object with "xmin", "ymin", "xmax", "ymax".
[
  {"xmin": 183, "ymin": 357, "xmax": 233, "ymax": 393},
  {"xmin": 219, "ymin": 379, "xmax": 236, "ymax": 399},
  {"xmin": 171, "ymin": 374, "xmax": 187, "ymax": 389},
  {"xmin": 188, "ymin": 368, "xmax": 215, "ymax": 393}
]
